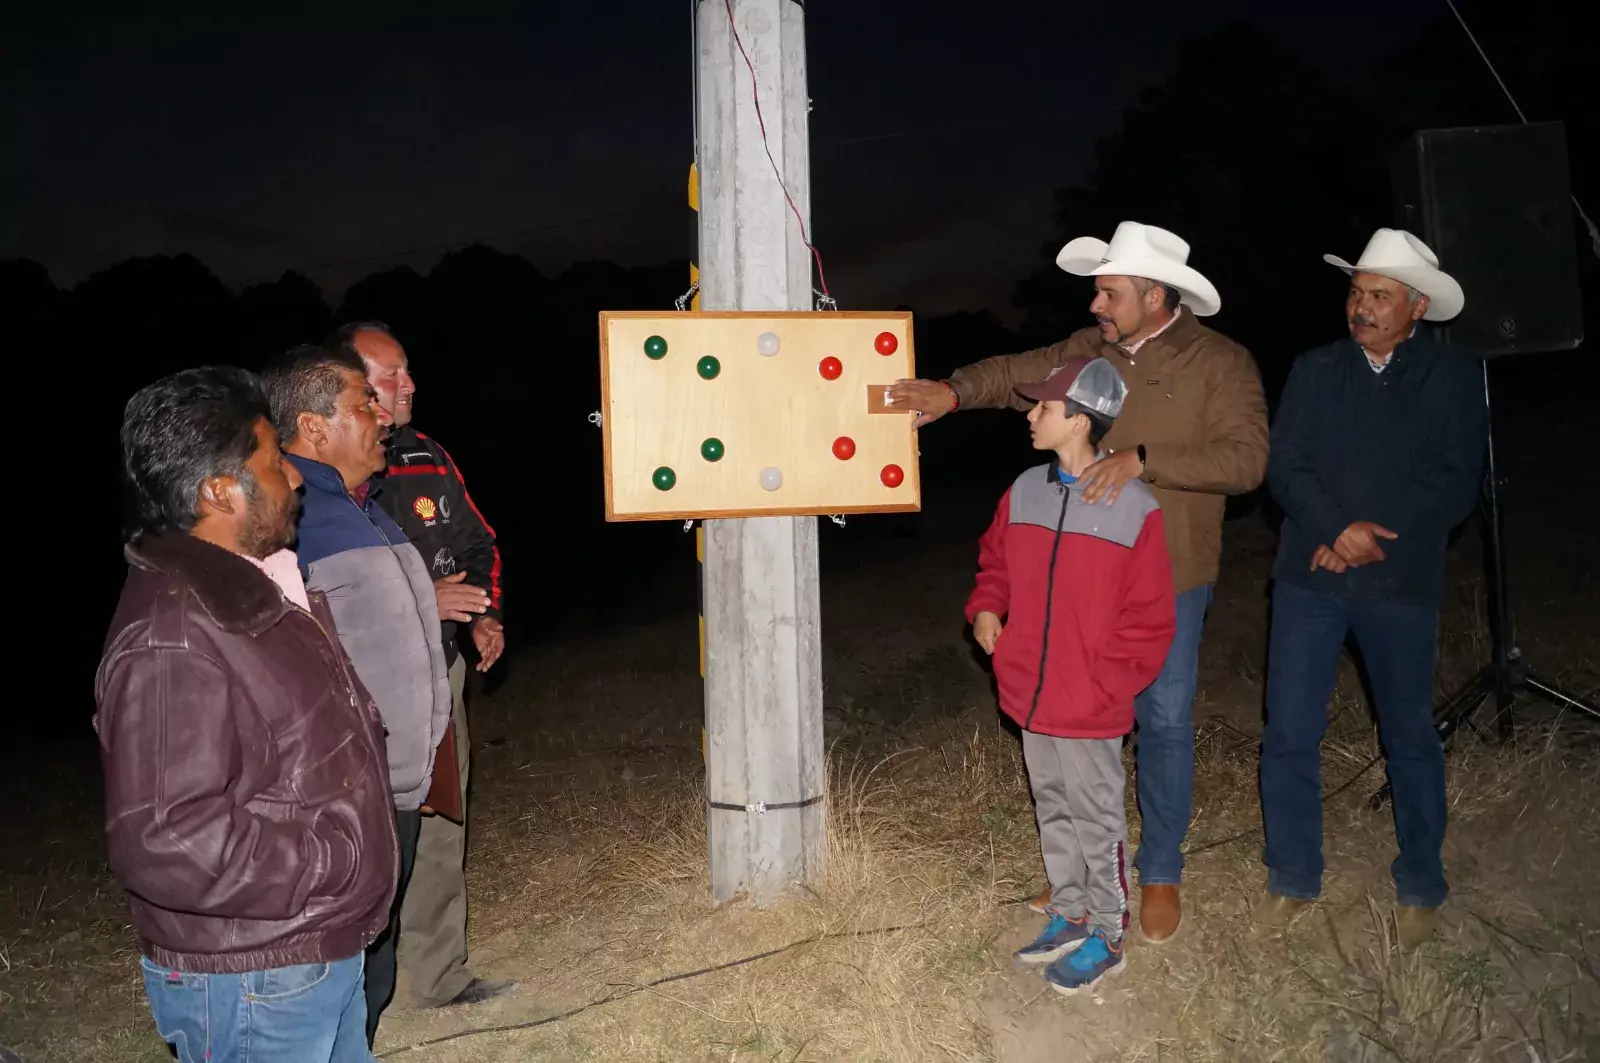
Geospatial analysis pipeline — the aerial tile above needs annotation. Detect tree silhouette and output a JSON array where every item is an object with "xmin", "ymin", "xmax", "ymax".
[
  {"xmin": 1011, "ymin": 11, "xmax": 1591, "ymax": 396},
  {"xmin": 236, "ymin": 271, "xmax": 334, "ymax": 368},
  {"xmin": 1010, "ymin": 20, "xmax": 1389, "ymax": 395},
  {"xmin": 337, "ymin": 264, "xmax": 433, "ymax": 345}
]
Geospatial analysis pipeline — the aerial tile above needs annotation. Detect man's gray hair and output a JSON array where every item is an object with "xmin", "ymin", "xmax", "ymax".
[{"xmin": 261, "ymin": 342, "xmax": 368, "ymax": 445}]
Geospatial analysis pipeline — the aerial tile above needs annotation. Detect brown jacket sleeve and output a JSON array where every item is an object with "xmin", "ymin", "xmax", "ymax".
[
  {"xmin": 946, "ymin": 332, "xmax": 1096, "ymax": 412},
  {"xmin": 1143, "ymin": 340, "xmax": 1270, "ymax": 495},
  {"xmin": 99, "ymin": 644, "xmax": 354, "ymax": 921}
]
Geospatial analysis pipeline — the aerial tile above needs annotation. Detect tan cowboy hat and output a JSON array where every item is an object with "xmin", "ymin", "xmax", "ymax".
[
  {"xmin": 1323, "ymin": 228, "xmax": 1464, "ymax": 321},
  {"xmin": 1056, "ymin": 221, "xmax": 1222, "ymax": 316}
]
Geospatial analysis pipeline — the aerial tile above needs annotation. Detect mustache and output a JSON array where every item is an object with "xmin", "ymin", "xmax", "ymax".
[{"xmin": 1352, "ymin": 314, "xmax": 1378, "ymax": 327}]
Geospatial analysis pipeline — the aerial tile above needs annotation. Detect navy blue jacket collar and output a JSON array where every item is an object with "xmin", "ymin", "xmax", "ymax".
[{"xmin": 285, "ymin": 453, "xmax": 383, "ymax": 503}]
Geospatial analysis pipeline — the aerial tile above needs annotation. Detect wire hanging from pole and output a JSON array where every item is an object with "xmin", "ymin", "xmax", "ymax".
[
  {"xmin": 721, "ymin": 0, "xmax": 833, "ymax": 300},
  {"xmin": 691, "ymin": 0, "xmax": 701, "ymax": 157},
  {"xmin": 1443, "ymin": 0, "xmax": 1598, "ymax": 258}
]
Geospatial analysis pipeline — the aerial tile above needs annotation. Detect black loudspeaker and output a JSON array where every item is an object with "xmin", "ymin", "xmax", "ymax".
[{"xmin": 1392, "ymin": 121, "xmax": 1584, "ymax": 356}]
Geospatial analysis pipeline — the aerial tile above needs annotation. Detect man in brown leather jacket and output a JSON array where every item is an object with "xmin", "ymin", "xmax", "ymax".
[
  {"xmin": 890, "ymin": 222, "xmax": 1269, "ymax": 945},
  {"xmin": 95, "ymin": 366, "xmax": 400, "ymax": 1063}
]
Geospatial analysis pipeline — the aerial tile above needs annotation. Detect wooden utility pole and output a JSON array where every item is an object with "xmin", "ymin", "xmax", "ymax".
[{"xmin": 694, "ymin": 0, "xmax": 826, "ymax": 905}]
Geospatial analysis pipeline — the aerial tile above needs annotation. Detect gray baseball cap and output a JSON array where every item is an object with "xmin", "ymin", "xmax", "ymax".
[{"xmin": 1014, "ymin": 356, "xmax": 1127, "ymax": 419}]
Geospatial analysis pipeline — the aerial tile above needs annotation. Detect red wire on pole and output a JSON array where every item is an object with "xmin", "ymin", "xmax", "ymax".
[{"xmin": 722, "ymin": 0, "xmax": 832, "ymax": 300}]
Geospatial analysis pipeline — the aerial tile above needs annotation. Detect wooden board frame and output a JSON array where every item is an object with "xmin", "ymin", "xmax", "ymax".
[{"xmin": 599, "ymin": 310, "xmax": 922, "ymax": 522}]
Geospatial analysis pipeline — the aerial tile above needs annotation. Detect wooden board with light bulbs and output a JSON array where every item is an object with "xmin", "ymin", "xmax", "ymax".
[{"xmin": 598, "ymin": 310, "xmax": 921, "ymax": 521}]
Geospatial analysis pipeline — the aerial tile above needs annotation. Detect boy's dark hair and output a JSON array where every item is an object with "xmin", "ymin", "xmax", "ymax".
[
  {"xmin": 261, "ymin": 341, "xmax": 367, "ymax": 445},
  {"xmin": 120, "ymin": 366, "xmax": 270, "ymax": 543},
  {"xmin": 1066, "ymin": 400, "xmax": 1115, "ymax": 446}
]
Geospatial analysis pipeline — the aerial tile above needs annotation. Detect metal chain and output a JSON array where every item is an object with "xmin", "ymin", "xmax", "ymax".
[{"xmin": 675, "ymin": 281, "xmax": 699, "ymax": 312}]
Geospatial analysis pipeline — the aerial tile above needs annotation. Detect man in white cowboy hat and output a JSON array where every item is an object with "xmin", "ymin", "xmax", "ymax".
[
  {"xmin": 1253, "ymin": 228, "xmax": 1486, "ymax": 949},
  {"xmin": 889, "ymin": 221, "xmax": 1269, "ymax": 944}
]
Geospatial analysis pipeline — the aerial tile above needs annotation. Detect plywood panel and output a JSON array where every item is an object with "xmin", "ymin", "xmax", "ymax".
[{"xmin": 599, "ymin": 311, "xmax": 921, "ymax": 521}]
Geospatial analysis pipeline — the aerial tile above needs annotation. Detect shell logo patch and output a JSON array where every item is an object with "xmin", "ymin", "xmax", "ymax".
[{"xmin": 413, "ymin": 497, "xmax": 437, "ymax": 520}]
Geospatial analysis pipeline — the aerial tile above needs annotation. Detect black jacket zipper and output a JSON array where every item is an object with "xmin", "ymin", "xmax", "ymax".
[{"xmin": 1023, "ymin": 466, "xmax": 1072, "ymax": 731}]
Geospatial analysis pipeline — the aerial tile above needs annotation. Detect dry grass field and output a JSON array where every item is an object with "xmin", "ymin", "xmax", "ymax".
[{"xmin": 2, "ymin": 393, "xmax": 1594, "ymax": 1062}]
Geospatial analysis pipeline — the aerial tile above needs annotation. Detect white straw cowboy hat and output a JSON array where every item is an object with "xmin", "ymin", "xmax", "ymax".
[
  {"xmin": 1056, "ymin": 221, "xmax": 1222, "ymax": 317},
  {"xmin": 1323, "ymin": 228, "xmax": 1464, "ymax": 322}
]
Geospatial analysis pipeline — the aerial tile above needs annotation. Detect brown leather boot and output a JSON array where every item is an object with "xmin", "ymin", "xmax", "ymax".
[
  {"xmin": 1028, "ymin": 884, "xmax": 1052, "ymax": 914},
  {"xmin": 1251, "ymin": 891, "xmax": 1312, "ymax": 933},
  {"xmin": 1395, "ymin": 905, "xmax": 1438, "ymax": 951},
  {"xmin": 1139, "ymin": 884, "xmax": 1181, "ymax": 943}
]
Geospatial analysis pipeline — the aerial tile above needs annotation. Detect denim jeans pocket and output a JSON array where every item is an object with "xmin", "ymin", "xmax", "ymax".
[
  {"xmin": 248, "ymin": 961, "xmax": 332, "ymax": 1001},
  {"xmin": 138, "ymin": 957, "xmax": 207, "ymax": 1063},
  {"xmin": 140, "ymin": 954, "xmax": 209, "ymax": 990}
]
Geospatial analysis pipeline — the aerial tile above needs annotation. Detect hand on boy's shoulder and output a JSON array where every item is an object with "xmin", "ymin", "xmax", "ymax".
[
  {"xmin": 973, "ymin": 611, "xmax": 1002, "ymax": 654},
  {"xmin": 1080, "ymin": 450, "xmax": 1144, "ymax": 505}
]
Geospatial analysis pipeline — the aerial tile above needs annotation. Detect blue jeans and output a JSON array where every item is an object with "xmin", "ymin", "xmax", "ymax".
[
  {"xmin": 1131, "ymin": 584, "xmax": 1212, "ymax": 886},
  {"xmin": 1260, "ymin": 582, "xmax": 1447, "ymax": 907},
  {"xmin": 140, "ymin": 952, "xmax": 373, "ymax": 1063}
]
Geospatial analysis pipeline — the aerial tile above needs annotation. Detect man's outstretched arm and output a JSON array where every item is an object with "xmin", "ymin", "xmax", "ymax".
[{"xmin": 887, "ymin": 335, "xmax": 1089, "ymax": 427}]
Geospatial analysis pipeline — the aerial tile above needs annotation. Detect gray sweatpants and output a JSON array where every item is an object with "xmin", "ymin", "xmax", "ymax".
[{"xmin": 1021, "ymin": 730, "xmax": 1130, "ymax": 940}]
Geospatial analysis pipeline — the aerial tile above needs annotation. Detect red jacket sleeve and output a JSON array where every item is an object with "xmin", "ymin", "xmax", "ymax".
[
  {"xmin": 1094, "ymin": 510, "xmax": 1177, "ymax": 702},
  {"xmin": 965, "ymin": 489, "xmax": 1012, "ymax": 623}
]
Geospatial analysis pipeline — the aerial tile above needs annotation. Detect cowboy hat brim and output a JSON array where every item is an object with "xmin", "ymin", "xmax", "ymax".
[
  {"xmin": 1057, "ymin": 237, "xmax": 1222, "ymax": 316},
  {"xmin": 1323, "ymin": 255, "xmax": 1464, "ymax": 322}
]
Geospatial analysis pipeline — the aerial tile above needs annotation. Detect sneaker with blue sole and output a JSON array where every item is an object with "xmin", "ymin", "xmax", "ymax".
[
  {"xmin": 1043, "ymin": 927, "xmax": 1125, "ymax": 994},
  {"xmin": 1013, "ymin": 911, "xmax": 1091, "ymax": 964}
]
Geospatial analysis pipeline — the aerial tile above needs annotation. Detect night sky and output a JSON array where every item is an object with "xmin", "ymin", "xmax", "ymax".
[{"xmin": 6, "ymin": 2, "xmax": 1443, "ymax": 320}]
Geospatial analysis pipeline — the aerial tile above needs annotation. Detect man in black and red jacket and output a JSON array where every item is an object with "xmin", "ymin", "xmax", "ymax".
[{"xmin": 341, "ymin": 321, "xmax": 516, "ymax": 1011}]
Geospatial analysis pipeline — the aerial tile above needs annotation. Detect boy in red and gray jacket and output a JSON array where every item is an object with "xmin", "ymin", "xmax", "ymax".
[{"xmin": 966, "ymin": 356, "xmax": 1176, "ymax": 995}]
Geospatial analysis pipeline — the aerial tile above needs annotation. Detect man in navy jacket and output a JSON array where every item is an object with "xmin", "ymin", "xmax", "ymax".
[{"xmin": 1254, "ymin": 229, "xmax": 1487, "ymax": 950}]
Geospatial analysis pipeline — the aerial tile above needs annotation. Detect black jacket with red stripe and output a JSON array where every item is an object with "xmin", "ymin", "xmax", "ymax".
[{"xmin": 374, "ymin": 425, "xmax": 503, "ymax": 666}]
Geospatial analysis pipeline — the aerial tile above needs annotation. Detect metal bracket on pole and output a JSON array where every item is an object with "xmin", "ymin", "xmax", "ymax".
[{"xmin": 709, "ymin": 794, "xmax": 825, "ymax": 816}]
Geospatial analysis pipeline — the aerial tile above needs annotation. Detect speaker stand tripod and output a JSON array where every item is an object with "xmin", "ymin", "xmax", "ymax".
[{"xmin": 1371, "ymin": 359, "xmax": 1599, "ymax": 809}]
